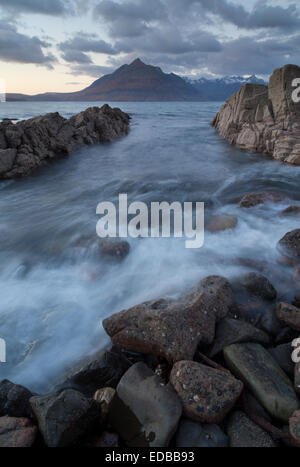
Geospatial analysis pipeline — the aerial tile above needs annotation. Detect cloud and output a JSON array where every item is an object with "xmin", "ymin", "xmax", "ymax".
[
  {"xmin": 0, "ymin": 23, "xmax": 55, "ymax": 67},
  {"xmin": 0, "ymin": 0, "xmax": 70, "ymax": 16},
  {"xmin": 68, "ymin": 63, "xmax": 115, "ymax": 77},
  {"xmin": 59, "ymin": 33, "xmax": 117, "ymax": 63}
]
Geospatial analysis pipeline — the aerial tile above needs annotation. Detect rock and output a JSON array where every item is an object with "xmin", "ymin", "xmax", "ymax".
[
  {"xmin": 0, "ymin": 105, "xmax": 130, "ymax": 179},
  {"xmin": 56, "ymin": 349, "xmax": 131, "ymax": 397},
  {"xmin": 275, "ymin": 302, "xmax": 300, "ymax": 332},
  {"xmin": 93, "ymin": 387, "xmax": 115, "ymax": 417},
  {"xmin": 277, "ymin": 255, "xmax": 298, "ymax": 268},
  {"xmin": 103, "ymin": 276, "xmax": 234, "ymax": 364},
  {"xmin": 89, "ymin": 431, "xmax": 119, "ymax": 447},
  {"xmin": 0, "ymin": 379, "xmax": 33, "ymax": 418},
  {"xmin": 275, "ymin": 327, "xmax": 298, "ymax": 345},
  {"xmin": 206, "ymin": 214, "xmax": 237, "ymax": 232},
  {"xmin": 278, "ymin": 229, "xmax": 300, "ymax": 258},
  {"xmin": 227, "ymin": 411, "xmax": 276, "ymax": 447},
  {"xmin": 176, "ymin": 420, "xmax": 228, "ymax": 447},
  {"xmin": 209, "ymin": 317, "xmax": 270, "ymax": 357},
  {"xmin": 99, "ymin": 238, "xmax": 130, "ymax": 260},
  {"xmin": 280, "ymin": 206, "xmax": 300, "ymax": 217},
  {"xmin": 235, "ymin": 272, "xmax": 277, "ymax": 301},
  {"xmin": 289, "ymin": 410, "xmax": 300, "ymax": 445},
  {"xmin": 224, "ymin": 343, "xmax": 299, "ymax": 422},
  {"xmin": 268, "ymin": 343, "xmax": 295, "ymax": 377},
  {"xmin": 259, "ymin": 306, "xmax": 283, "ymax": 336},
  {"xmin": 239, "ymin": 192, "xmax": 286, "ymax": 208},
  {"xmin": 294, "ymin": 268, "xmax": 300, "ymax": 288},
  {"xmin": 170, "ymin": 361, "xmax": 243, "ymax": 424},
  {"xmin": 293, "ymin": 294, "xmax": 300, "ymax": 308},
  {"xmin": 108, "ymin": 362, "xmax": 182, "ymax": 447},
  {"xmin": 242, "ymin": 390, "xmax": 272, "ymax": 422},
  {"xmin": 212, "ymin": 64, "xmax": 300, "ymax": 165},
  {"xmin": 30, "ymin": 389, "xmax": 101, "ymax": 447},
  {"xmin": 0, "ymin": 416, "xmax": 37, "ymax": 448},
  {"xmin": 295, "ymin": 363, "xmax": 300, "ymax": 393}
]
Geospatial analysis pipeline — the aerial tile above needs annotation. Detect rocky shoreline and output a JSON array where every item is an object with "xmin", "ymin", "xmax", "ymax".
[
  {"xmin": 0, "ymin": 105, "xmax": 130, "ymax": 179},
  {"xmin": 211, "ymin": 64, "xmax": 300, "ymax": 165},
  {"xmin": 1, "ymin": 192, "xmax": 300, "ymax": 447}
]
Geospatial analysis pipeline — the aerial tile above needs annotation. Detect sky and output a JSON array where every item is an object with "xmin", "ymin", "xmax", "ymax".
[{"xmin": 0, "ymin": 0, "xmax": 299, "ymax": 94}]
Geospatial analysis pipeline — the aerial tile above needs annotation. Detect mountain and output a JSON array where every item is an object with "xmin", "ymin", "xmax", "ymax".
[{"xmin": 184, "ymin": 75, "xmax": 267, "ymax": 101}]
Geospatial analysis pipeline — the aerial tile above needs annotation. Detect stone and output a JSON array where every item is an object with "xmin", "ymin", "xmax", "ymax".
[
  {"xmin": 176, "ymin": 420, "xmax": 228, "ymax": 448},
  {"xmin": 212, "ymin": 64, "xmax": 300, "ymax": 166},
  {"xmin": 236, "ymin": 272, "xmax": 277, "ymax": 301},
  {"xmin": 259, "ymin": 306, "xmax": 283, "ymax": 336},
  {"xmin": 0, "ymin": 416, "xmax": 37, "ymax": 448},
  {"xmin": 278, "ymin": 229, "xmax": 300, "ymax": 259},
  {"xmin": 108, "ymin": 362, "xmax": 182, "ymax": 447},
  {"xmin": 93, "ymin": 387, "xmax": 115, "ymax": 417},
  {"xmin": 275, "ymin": 302, "xmax": 300, "ymax": 332},
  {"xmin": 103, "ymin": 276, "xmax": 234, "ymax": 364},
  {"xmin": 169, "ymin": 361, "xmax": 243, "ymax": 424},
  {"xmin": 239, "ymin": 192, "xmax": 286, "ymax": 208},
  {"xmin": 224, "ymin": 343, "xmax": 299, "ymax": 422},
  {"xmin": 89, "ymin": 431, "xmax": 119, "ymax": 447},
  {"xmin": 206, "ymin": 214, "xmax": 237, "ymax": 232},
  {"xmin": 293, "ymin": 294, "xmax": 300, "ymax": 308},
  {"xmin": 0, "ymin": 149, "xmax": 17, "ymax": 175},
  {"xmin": 227, "ymin": 411, "xmax": 276, "ymax": 447},
  {"xmin": 0, "ymin": 379, "xmax": 33, "ymax": 418},
  {"xmin": 280, "ymin": 206, "xmax": 300, "ymax": 217},
  {"xmin": 268, "ymin": 343, "xmax": 295, "ymax": 377},
  {"xmin": 99, "ymin": 238, "xmax": 130, "ymax": 260},
  {"xmin": 30, "ymin": 389, "xmax": 101, "ymax": 447},
  {"xmin": 209, "ymin": 317, "xmax": 270, "ymax": 357},
  {"xmin": 295, "ymin": 363, "xmax": 300, "ymax": 393},
  {"xmin": 289, "ymin": 410, "xmax": 300, "ymax": 445}
]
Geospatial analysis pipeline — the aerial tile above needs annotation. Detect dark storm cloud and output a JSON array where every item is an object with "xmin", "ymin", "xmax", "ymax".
[
  {"xmin": 59, "ymin": 33, "xmax": 117, "ymax": 64},
  {"xmin": 0, "ymin": 0, "xmax": 69, "ymax": 16},
  {"xmin": 0, "ymin": 23, "xmax": 55, "ymax": 67}
]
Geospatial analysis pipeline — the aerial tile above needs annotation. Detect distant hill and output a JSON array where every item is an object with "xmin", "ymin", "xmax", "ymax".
[{"xmin": 6, "ymin": 59, "xmax": 267, "ymax": 102}]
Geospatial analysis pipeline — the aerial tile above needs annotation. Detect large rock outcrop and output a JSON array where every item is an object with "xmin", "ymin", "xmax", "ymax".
[
  {"xmin": 212, "ymin": 64, "xmax": 300, "ymax": 165},
  {"xmin": 0, "ymin": 104, "xmax": 130, "ymax": 179}
]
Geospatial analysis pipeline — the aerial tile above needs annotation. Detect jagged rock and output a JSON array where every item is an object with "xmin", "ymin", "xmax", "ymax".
[
  {"xmin": 235, "ymin": 272, "xmax": 277, "ymax": 301},
  {"xmin": 30, "ymin": 389, "xmax": 101, "ymax": 447},
  {"xmin": 209, "ymin": 317, "xmax": 270, "ymax": 357},
  {"xmin": 275, "ymin": 302, "xmax": 300, "ymax": 332},
  {"xmin": 103, "ymin": 276, "xmax": 234, "ymax": 363},
  {"xmin": 0, "ymin": 379, "xmax": 33, "ymax": 418},
  {"xmin": 0, "ymin": 105, "xmax": 130, "ymax": 179},
  {"xmin": 206, "ymin": 214, "xmax": 237, "ymax": 232},
  {"xmin": 239, "ymin": 192, "xmax": 286, "ymax": 208},
  {"xmin": 176, "ymin": 420, "xmax": 228, "ymax": 447},
  {"xmin": 0, "ymin": 416, "xmax": 37, "ymax": 448},
  {"xmin": 224, "ymin": 343, "xmax": 299, "ymax": 422},
  {"xmin": 212, "ymin": 64, "xmax": 300, "ymax": 165},
  {"xmin": 278, "ymin": 229, "xmax": 300, "ymax": 258},
  {"xmin": 108, "ymin": 362, "xmax": 182, "ymax": 447},
  {"xmin": 227, "ymin": 411, "xmax": 276, "ymax": 447},
  {"xmin": 170, "ymin": 361, "xmax": 243, "ymax": 424}
]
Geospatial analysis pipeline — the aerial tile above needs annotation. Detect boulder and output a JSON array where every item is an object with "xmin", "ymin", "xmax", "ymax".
[
  {"xmin": 295, "ymin": 363, "xmax": 300, "ymax": 393},
  {"xmin": 99, "ymin": 238, "xmax": 130, "ymax": 260},
  {"xmin": 30, "ymin": 389, "xmax": 101, "ymax": 447},
  {"xmin": 108, "ymin": 362, "xmax": 182, "ymax": 447},
  {"xmin": 235, "ymin": 272, "xmax": 277, "ymax": 301},
  {"xmin": 103, "ymin": 276, "xmax": 234, "ymax": 364},
  {"xmin": 0, "ymin": 149, "xmax": 17, "ymax": 175},
  {"xmin": 170, "ymin": 361, "xmax": 243, "ymax": 424},
  {"xmin": 209, "ymin": 317, "xmax": 270, "ymax": 357},
  {"xmin": 0, "ymin": 416, "xmax": 37, "ymax": 448},
  {"xmin": 227, "ymin": 411, "xmax": 276, "ymax": 447},
  {"xmin": 280, "ymin": 206, "xmax": 300, "ymax": 217},
  {"xmin": 290, "ymin": 410, "xmax": 300, "ymax": 445},
  {"xmin": 268, "ymin": 343, "xmax": 295, "ymax": 377},
  {"xmin": 275, "ymin": 302, "xmax": 300, "ymax": 332},
  {"xmin": 278, "ymin": 229, "xmax": 300, "ymax": 258},
  {"xmin": 0, "ymin": 379, "xmax": 33, "ymax": 418},
  {"xmin": 239, "ymin": 192, "xmax": 286, "ymax": 208},
  {"xmin": 176, "ymin": 420, "xmax": 228, "ymax": 448},
  {"xmin": 224, "ymin": 343, "xmax": 299, "ymax": 422},
  {"xmin": 206, "ymin": 214, "xmax": 237, "ymax": 232}
]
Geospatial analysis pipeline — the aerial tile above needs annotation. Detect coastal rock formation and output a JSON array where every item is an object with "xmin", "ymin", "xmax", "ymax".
[
  {"xmin": 0, "ymin": 105, "xmax": 130, "ymax": 179},
  {"xmin": 212, "ymin": 64, "xmax": 300, "ymax": 165}
]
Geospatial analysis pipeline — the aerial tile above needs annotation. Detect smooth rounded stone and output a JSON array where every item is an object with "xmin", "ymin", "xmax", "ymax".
[
  {"xmin": 93, "ymin": 387, "xmax": 115, "ymax": 417},
  {"xmin": 0, "ymin": 416, "xmax": 37, "ymax": 448},
  {"xmin": 206, "ymin": 214, "xmax": 237, "ymax": 232},
  {"xmin": 280, "ymin": 206, "xmax": 300, "ymax": 217},
  {"xmin": 275, "ymin": 302, "xmax": 300, "ymax": 332},
  {"xmin": 0, "ymin": 379, "xmax": 33, "ymax": 418},
  {"xmin": 108, "ymin": 362, "xmax": 182, "ymax": 447},
  {"xmin": 209, "ymin": 317, "xmax": 270, "ymax": 357},
  {"xmin": 99, "ymin": 238, "xmax": 130, "ymax": 260},
  {"xmin": 176, "ymin": 420, "xmax": 228, "ymax": 448},
  {"xmin": 235, "ymin": 272, "xmax": 277, "ymax": 301},
  {"xmin": 55, "ymin": 349, "xmax": 131, "ymax": 397},
  {"xmin": 268, "ymin": 343, "xmax": 295, "ymax": 377},
  {"xmin": 227, "ymin": 411, "xmax": 276, "ymax": 447},
  {"xmin": 30, "ymin": 389, "xmax": 101, "ymax": 447},
  {"xmin": 239, "ymin": 192, "xmax": 286, "ymax": 208},
  {"xmin": 103, "ymin": 276, "xmax": 234, "ymax": 364},
  {"xmin": 242, "ymin": 390, "xmax": 272, "ymax": 422},
  {"xmin": 170, "ymin": 361, "xmax": 243, "ymax": 424},
  {"xmin": 278, "ymin": 229, "xmax": 300, "ymax": 259},
  {"xmin": 290, "ymin": 410, "xmax": 300, "ymax": 445},
  {"xmin": 224, "ymin": 343, "xmax": 299, "ymax": 422}
]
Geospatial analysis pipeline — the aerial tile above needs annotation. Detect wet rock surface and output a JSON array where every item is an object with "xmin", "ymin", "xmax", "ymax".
[
  {"xmin": 235, "ymin": 272, "xmax": 277, "ymax": 301},
  {"xmin": 278, "ymin": 229, "xmax": 300, "ymax": 258},
  {"xmin": 108, "ymin": 362, "xmax": 182, "ymax": 447},
  {"xmin": 0, "ymin": 105, "xmax": 130, "ymax": 179},
  {"xmin": 99, "ymin": 238, "xmax": 130, "ymax": 260},
  {"xmin": 239, "ymin": 192, "xmax": 287, "ymax": 208},
  {"xmin": 227, "ymin": 411, "xmax": 276, "ymax": 447},
  {"xmin": 176, "ymin": 420, "xmax": 228, "ymax": 447},
  {"xmin": 170, "ymin": 361, "xmax": 243, "ymax": 424},
  {"xmin": 206, "ymin": 214, "xmax": 237, "ymax": 232},
  {"xmin": 0, "ymin": 379, "xmax": 34, "ymax": 418},
  {"xmin": 0, "ymin": 416, "xmax": 37, "ymax": 448},
  {"xmin": 275, "ymin": 302, "xmax": 300, "ymax": 331},
  {"xmin": 103, "ymin": 276, "xmax": 234, "ymax": 363}
]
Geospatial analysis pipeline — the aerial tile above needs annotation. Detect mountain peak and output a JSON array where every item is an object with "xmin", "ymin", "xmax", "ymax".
[{"xmin": 130, "ymin": 58, "xmax": 145, "ymax": 67}]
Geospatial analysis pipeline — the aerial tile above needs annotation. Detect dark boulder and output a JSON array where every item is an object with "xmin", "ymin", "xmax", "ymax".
[{"xmin": 0, "ymin": 379, "xmax": 34, "ymax": 418}]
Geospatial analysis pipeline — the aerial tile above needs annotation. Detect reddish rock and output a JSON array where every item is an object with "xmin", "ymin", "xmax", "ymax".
[
  {"xmin": 0, "ymin": 416, "xmax": 37, "ymax": 447},
  {"xmin": 239, "ymin": 192, "xmax": 286, "ymax": 208},
  {"xmin": 169, "ymin": 361, "xmax": 243, "ymax": 424},
  {"xmin": 278, "ymin": 229, "xmax": 300, "ymax": 259},
  {"xmin": 103, "ymin": 276, "xmax": 234, "ymax": 363},
  {"xmin": 275, "ymin": 302, "xmax": 300, "ymax": 332}
]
